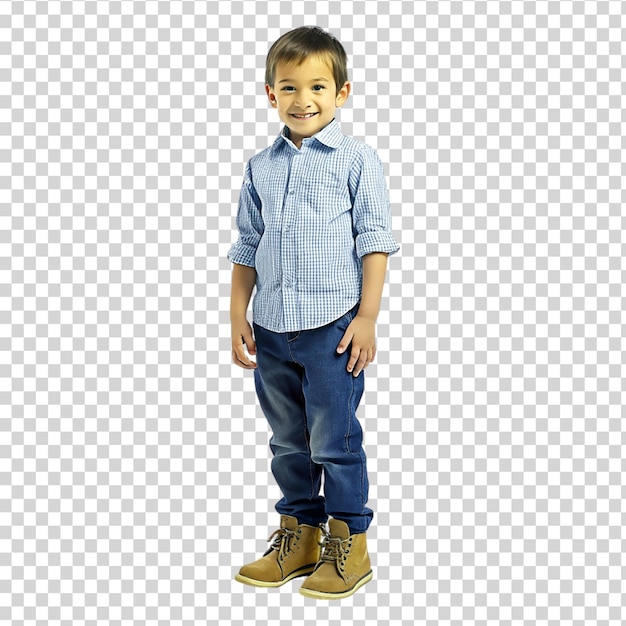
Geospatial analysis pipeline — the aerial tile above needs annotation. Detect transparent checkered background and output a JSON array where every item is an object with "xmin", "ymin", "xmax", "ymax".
[{"xmin": 2, "ymin": 1, "xmax": 625, "ymax": 624}]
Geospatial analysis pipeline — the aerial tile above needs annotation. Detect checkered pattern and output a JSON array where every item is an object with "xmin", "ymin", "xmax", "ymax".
[
  {"xmin": 228, "ymin": 119, "xmax": 399, "ymax": 332},
  {"xmin": 3, "ymin": 1, "xmax": 624, "ymax": 625}
]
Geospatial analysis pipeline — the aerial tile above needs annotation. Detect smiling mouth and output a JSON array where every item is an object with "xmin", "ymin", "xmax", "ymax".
[{"xmin": 290, "ymin": 113, "xmax": 318, "ymax": 119}]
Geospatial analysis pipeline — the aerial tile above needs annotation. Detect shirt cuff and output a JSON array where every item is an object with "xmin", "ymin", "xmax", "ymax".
[
  {"xmin": 227, "ymin": 242, "xmax": 256, "ymax": 267},
  {"xmin": 355, "ymin": 231, "xmax": 400, "ymax": 258}
]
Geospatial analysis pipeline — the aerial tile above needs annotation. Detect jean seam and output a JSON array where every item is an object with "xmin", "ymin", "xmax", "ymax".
[
  {"xmin": 286, "ymin": 333, "xmax": 305, "ymax": 367},
  {"xmin": 361, "ymin": 449, "xmax": 366, "ymax": 511},
  {"xmin": 345, "ymin": 372, "xmax": 354, "ymax": 454},
  {"xmin": 286, "ymin": 331, "xmax": 300, "ymax": 343},
  {"xmin": 303, "ymin": 393, "xmax": 317, "ymax": 501}
]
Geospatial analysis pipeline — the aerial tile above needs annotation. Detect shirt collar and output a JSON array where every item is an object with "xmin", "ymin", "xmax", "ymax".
[{"xmin": 278, "ymin": 118, "xmax": 344, "ymax": 150}]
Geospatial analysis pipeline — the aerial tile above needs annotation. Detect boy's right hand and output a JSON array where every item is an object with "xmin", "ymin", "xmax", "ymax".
[{"xmin": 231, "ymin": 319, "xmax": 257, "ymax": 369}]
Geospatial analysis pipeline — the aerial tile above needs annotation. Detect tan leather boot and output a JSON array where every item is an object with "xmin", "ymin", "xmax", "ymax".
[
  {"xmin": 299, "ymin": 518, "xmax": 373, "ymax": 599},
  {"xmin": 235, "ymin": 515, "xmax": 322, "ymax": 587}
]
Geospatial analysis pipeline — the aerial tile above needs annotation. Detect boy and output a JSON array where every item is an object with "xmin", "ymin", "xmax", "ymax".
[{"xmin": 228, "ymin": 26, "xmax": 399, "ymax": 599}]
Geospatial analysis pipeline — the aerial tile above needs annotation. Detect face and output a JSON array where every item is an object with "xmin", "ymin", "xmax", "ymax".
[{"xmin": 266, "ymin": 55, "xmax": 351, "ymax": 148}]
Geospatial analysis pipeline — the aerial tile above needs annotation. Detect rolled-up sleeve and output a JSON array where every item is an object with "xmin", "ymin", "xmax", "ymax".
[
  {"xmin": 350, "ymin": 145, "xmax": 400, "ymax": 258},
  {"xmin": 227, "ymin": 162, "xmax": 264, "ymax": 267}
]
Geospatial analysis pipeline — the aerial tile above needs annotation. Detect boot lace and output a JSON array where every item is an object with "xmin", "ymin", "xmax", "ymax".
[
  {"xmin": 266, "ymin": 527, "xmax": 298, "ymax": 561},
  {"xmin": 318, "ymin": 525, "xmax": 350, "ymax": 577}
]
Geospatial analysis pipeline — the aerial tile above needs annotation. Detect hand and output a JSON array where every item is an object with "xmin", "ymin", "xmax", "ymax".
[
  {"xmin": 336, "ymin": 316, "xmax": 376, "ymax": 377},
  {"xmin": 231, "ymin": 318, "xmax": 257, "ymax": 369}
]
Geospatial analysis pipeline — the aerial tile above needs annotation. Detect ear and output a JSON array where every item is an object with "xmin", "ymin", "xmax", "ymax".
[
  {"xmin": 265, "ymin": 84, "xmax": 277, "ymax": 108},
  {"xmin": 335, "ymin": 81, "xmax": 351, "ymax": 108}
]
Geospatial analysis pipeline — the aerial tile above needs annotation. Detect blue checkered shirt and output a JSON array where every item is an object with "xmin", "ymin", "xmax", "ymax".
[{"xmin": 227, "ymin": 119, "xmax": 400, "ymax": 332}]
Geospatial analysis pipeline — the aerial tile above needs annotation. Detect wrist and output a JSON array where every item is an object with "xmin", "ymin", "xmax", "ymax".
[
  {"xmin": 355, "ymin": 303, "xmax": 379, "ymax": 322},
  {"xmin": 230, "ymin": 310, "xmax": 250, "ymax": 323},
  {"xmin": 355, "ymin": 312, "xmax": 377, "ymax": 323}
]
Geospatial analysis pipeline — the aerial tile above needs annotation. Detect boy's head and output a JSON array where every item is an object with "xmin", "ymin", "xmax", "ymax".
[
  {"xmin": 265, "ymin": 26, "xmax": 351, "ymax": 147},
  {"xmin": 265, "ymin": 26, "xmax": 349, "ymax": 93}
]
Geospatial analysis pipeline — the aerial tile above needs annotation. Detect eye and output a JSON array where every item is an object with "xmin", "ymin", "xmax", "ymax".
[
  {"xmin": 312, "ymin": 85, "xmax": 325, "ymax": 91},
  {"xmin": 281, "ymin": 86, "xmax": 295, "ymax": 92}
]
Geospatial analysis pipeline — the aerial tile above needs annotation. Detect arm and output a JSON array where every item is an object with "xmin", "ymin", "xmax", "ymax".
[
  {"xmin": 228, "ymin": 161, "xmax": 263, "ymax": 370},
  {"xmin": 336, "ymin": 252, "xmax": 389, "ymax": 377},
  {"xmin": 356, "ymin": 251, "xmax": 389, "ymax": 321},
  {"xmin": 338, "ymin": 145, "xmax": 399, "ymax": 376},
  {"xmin": 230, "ymin": 263, "xmax": 258, "ymax": 369}
]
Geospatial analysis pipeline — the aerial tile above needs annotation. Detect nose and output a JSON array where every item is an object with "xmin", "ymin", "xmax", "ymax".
[{"xmin": 294, "ymin": 97, "xmax": 311, "ymax": 109}]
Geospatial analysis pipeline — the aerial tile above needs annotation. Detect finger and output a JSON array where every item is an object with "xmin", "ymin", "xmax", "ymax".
[
  {"xmin": 243, "ymin": 337, "xmax": 257, "ymax": 355},
  {"xmin": 232, "ymin": 347, "xmax": 248, "ymax": 367},
  {"xmin": 234, "ymin": 355, "xmax": 257, "ymax": 369},
  {"xmin": 352, "ymin": 349, "xmax": 370, "ymax": 377},
  {"xmin": 237, "ymin": 327, "xmax": 256, "ymax": 358},
  {"xmin": 232, "ymin": 344, "xmax": 257, "ymax": 369},
  {"xmin": 346, "ymin": 346, "xmax": 361, "ymax": 373},
  {"xmin": 240, "ymin": 329, "xmax": 256, "ymax": 355},
  {"xmin": 354, "ymin": 345, "xmax": 377, "ymax": 377},
  {"xmin": 336, "ymin": 328, "xmax": 353, "ymax": 354}
]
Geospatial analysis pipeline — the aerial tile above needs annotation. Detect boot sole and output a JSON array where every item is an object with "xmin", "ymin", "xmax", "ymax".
[
  {"xmin": 234, "ymin": 563, "xmax": 318, "ymax": 588},
  {"xmin": 299, "ymin": 570, "xmax": 373, "ymax": 600}
]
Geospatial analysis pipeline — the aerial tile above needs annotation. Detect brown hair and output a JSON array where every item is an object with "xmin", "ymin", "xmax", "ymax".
[{"xmin": 265, "ymin": 26, "xmax": 348, "ymax": 92}]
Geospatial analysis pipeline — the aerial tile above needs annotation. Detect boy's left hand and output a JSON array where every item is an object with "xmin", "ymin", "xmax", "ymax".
[{"xmin": 336, "ymin": 316, "xmax": 377, "ymax": 377}]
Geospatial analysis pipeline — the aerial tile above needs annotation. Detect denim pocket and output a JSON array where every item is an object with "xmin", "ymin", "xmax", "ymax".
[{"xmin": 336, "ymin": 302, "xmax": 360, "ymax": 331}]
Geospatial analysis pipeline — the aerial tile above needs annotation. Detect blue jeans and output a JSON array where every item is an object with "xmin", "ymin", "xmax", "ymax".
[{"xmin": 253, "ymin": 305, "xmax": 373, "ymax": 535}]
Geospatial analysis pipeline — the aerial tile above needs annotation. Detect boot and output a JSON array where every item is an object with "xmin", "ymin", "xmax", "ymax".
[
  {"xmin": 299, "ymin": 518, "xmax": 373, "ymax": 599},
  {"xmin": 235, "ymin": 515, "xmax": 322, "ymax": 587}
]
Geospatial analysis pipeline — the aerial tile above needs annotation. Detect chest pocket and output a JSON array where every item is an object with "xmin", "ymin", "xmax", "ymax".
[{"xmin": 303, "ymin": 169, "xmax": 350, "ymax": 220}]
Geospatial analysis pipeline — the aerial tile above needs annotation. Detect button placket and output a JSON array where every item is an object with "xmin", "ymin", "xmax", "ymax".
[{"xmin": 281, "ymin": 152, "xmax": 298, "ymax": 312}]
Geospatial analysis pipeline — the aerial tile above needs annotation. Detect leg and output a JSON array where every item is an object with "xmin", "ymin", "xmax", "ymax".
[
  {"xmin": 253, "ymin": 323, "xmax": 326, "ymax": 527},
  {"xmin": 288, "ymin": 307, "xmax": 374, "ymax": 535}
]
